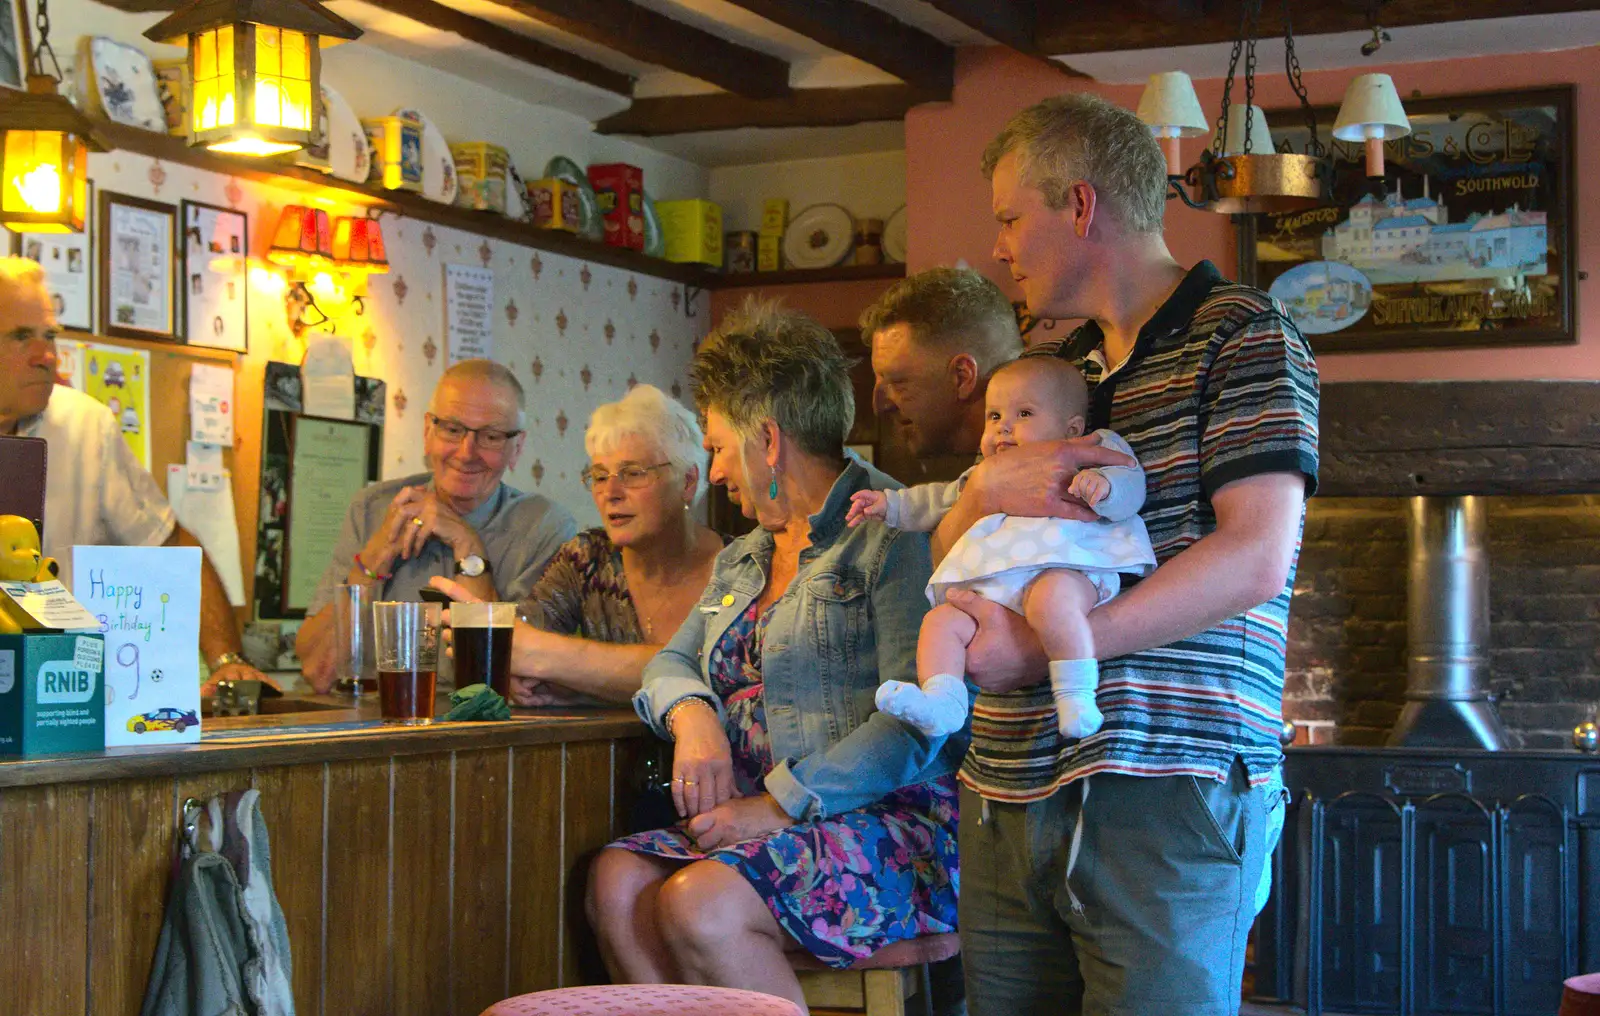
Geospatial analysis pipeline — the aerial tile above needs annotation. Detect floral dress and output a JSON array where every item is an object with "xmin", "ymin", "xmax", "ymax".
[{"xmin": 609, "ymin": 602, "xmax": 961, "ymax": 969}]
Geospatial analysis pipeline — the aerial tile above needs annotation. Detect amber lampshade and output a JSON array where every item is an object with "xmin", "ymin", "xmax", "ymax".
[
  {"xmin": 145, "ymin": 0, "xmax": 361, "ymax": 157},
  {"xmin": 266, "ymin": 204, "xmax": 333, "ymax": 270},
  {"xmin": 0, "ymin": 80, "xmax": 103, "ymax": 233},
  {"xmin": 331, "ymin": 216, "xmax": 388, "ymax": 275}
]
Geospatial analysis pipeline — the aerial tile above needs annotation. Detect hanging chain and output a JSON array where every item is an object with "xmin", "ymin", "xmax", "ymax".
[
  {"xmin": 1241, "ymin": 0, "xmax": 1261, "ymax": 155},
  {"xmin": 1212, "ymin": 0, "xmax": 1252, "ymax": 154},
  {"xmin": 1281, "ymin": 0, "xmax": 1323, "ymax": 156},
  {"xmin": 30, "ymin": 0, "xmax": 64, "ymax": 82}
]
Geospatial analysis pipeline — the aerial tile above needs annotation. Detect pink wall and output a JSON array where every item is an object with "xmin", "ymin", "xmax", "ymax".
[
  {"xmin": 709, "ymin": 277, "xmax": 898, "ymax": 332},
  {"xmin": 907, "ymin": 45, "xmax": 1599, "ymax": 381}
]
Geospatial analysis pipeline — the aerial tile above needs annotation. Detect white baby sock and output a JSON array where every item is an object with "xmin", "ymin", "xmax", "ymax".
[
  {"xmin": 1050, "ymin": 659, "xmax": 1103, "ymax": 739},
  {"xmin": 876, "ymin": 673, "xmax": 970, "ymax": 738}
]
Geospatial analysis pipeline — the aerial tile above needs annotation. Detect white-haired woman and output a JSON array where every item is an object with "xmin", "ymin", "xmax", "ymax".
[{"xmin": 431, "ymin": 383, "xmax": 723, "ymax": 704}]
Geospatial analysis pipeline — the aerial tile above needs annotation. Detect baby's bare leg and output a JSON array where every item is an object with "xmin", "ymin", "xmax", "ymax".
[
  {"xmin": 1022, "ymin": 570, "xmax": 1104, "ymax": 738},
  {"xmin": 875, "ymin": 603, "xmax": 975, "ymax": 738}
]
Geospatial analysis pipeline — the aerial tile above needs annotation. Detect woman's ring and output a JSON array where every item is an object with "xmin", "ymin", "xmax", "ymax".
[
  {"xmin": 672, "ymin": 776, "xmax": 684, "ymax": 784},
  {"xmin": 412, "ymin": 516, "xmax": 425, "ymax": 527},
  {"xmin": 683, "ymin": 779, "xmax": 697, "ymax": 786}
]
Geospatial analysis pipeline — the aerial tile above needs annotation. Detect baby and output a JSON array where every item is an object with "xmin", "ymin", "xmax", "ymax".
[{"xmin": 847, "ymin": 356, "xmax": 1156, "ymax": 739}]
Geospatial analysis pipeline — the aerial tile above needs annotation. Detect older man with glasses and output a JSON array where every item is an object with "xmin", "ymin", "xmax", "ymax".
[{"xmin": 297, "ymin": 359, "xmax": 576, "ymax": 690}]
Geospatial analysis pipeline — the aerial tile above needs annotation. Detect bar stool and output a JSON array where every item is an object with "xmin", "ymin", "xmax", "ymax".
[
  {"xmin": 1561, "ymin": 973, "xmax": 1600, "ymax": 1016},
  {"xmin": 789, "ymin": 933, "xmax": 961, "ymax": 1016},
  {"xmin": 479, "ymin": 984, "xmax": 804, "ymax": 1016}
]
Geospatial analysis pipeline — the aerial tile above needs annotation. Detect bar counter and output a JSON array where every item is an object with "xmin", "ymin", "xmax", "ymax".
[{"xmin": 0, "ymin": 691, "xmax": 650, "ymax": 1016}]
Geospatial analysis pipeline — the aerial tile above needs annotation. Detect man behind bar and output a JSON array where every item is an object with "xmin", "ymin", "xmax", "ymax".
[{"xmin": 0, "ymin": 256, "xmax": 269, "ymax": 687}]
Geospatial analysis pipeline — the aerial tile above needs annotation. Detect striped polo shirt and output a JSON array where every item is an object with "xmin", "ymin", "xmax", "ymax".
[{"xmin": 960, "ymin": 261, "xmax": 1320, "ymax": 802}]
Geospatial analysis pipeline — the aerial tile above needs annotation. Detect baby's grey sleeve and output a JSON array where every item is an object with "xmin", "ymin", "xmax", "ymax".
[
  {"xmin": 1084, "ymin": 430, "xmax": 1147, "ymax": 522},
  {"xmin": 884, "ymin": 478, "xmax": 964, "ymax": 532}
]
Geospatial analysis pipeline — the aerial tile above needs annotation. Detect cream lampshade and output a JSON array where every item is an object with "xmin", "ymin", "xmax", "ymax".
[
  {"xmin": 1136, "ymin": 72, "xmax": 1210, "ymax": 175},
  {"xmin": 1220, "ymin": 104, "xmax": 1274, "ymax": 156},
  {"xmin": 1333, "ymin": 73, "xmax": 1410, "ymax": 177}
]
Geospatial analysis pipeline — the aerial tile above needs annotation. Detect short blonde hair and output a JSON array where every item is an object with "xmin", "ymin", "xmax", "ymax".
[
  {"xmin": 982, "ymin": 93, "xmax": 1169, "ymax": 235},
  {"xmin": 0, "ymin": 256, "xmax": 49, "ymax": 302},
  {"xmin": 860, "ymin": 267, "xmax": 1021, "ymax": 376},
  {"xmin": 586, "ymin": 384, "xmax": 708, "ymax": 504},
  {"xmin": 691, "ymin": 298, "xmax": 854, "ymax": 458}
]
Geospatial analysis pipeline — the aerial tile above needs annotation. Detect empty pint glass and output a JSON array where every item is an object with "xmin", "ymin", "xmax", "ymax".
[
  {"xmin": 451, "ymin": 601, "xmax": 516, "ymax": 700},
  {"xmin": 372, "ymin": 601, "xmax": 441, "ymax": 724},
  {"xmin": 332, "ymin": 584, "xmax": 376, "ymax": 695}
]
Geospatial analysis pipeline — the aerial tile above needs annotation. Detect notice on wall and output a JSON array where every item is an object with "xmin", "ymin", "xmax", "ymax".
[
  {"xmin": 285, "ymin": 417, "xmax": 372, "ymax": 611},
  {"xmin": 167, "ymin": 465, "xmax": 246, "ymax": 608},
  {"xmin": 301, "ymin": 335, "xmax": 356, "ymax": 421},
  {"xmin": 72, "ymin": 545, "xmax": 203, "ymax": 747},
  {"xmin": 189, "ymin": 362, "xmax": 235, "ymax": 446},
  {"xmin": 79, "ymin": 343, "xmax": 153, "ymax": 469},
  {"xmin": 444, "ymin": 263, "xmax": 494, "ymax": 364}
]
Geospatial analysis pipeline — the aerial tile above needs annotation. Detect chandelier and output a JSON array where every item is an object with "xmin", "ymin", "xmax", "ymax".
[{"xmin": 1138, "ymin": 0, "xmax": 1411, "ymax": 215}]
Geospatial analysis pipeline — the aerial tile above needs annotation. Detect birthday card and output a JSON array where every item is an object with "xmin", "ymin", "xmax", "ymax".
[{"xmin": 71, "ymin": 546, "xmax": 202, "ymax": 747}]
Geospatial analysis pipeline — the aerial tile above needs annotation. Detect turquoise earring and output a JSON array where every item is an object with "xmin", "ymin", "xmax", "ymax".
[{"xmin": 768, "ymin": 477, "xmax": 779, "ymax": 499}]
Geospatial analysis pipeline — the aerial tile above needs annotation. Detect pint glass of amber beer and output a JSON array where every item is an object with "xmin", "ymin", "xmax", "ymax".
[
  {"xmin": 372, "ymin": 601, "xmax": 441, "ymax": 724},
  {"xmin": 451, "ymin": 601, "xmax": 516, "ymax": 699}
]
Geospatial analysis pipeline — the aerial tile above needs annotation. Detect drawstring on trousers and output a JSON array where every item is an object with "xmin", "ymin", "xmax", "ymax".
[{"xmin": 1064, "ymin": 776, "xmax": 1090, "ymax": 915}]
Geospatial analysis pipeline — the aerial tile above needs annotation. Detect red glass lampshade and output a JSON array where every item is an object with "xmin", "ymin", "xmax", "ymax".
[
  {"xmin": 266, "ymin": 204, "xmax": 332, "ymax": 270},
  {"xmin": 331, "ymin": 215, "xmax": 388, "ymax": 275}
]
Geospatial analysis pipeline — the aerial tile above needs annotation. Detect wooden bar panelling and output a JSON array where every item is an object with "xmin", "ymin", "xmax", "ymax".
[
  {"xmin": 87, "ymin": 776, "xmax": 177, "ymax": 1016},
  {"xmin": 453, "ymin": 747, "xmax": 512, "ymax": 1015},
  {"xmin": 0, "ymin": 717, "xmax": 639, "ymax": 1015},
  {"xmin": 391, "ymin": 754, "xmax": 453, "ymax": 1016},
  {"xmin": 323, "ymin": 759, "xmax": 393, "ymax": 1016},
  {"xmin": 0, "ymin": 783, "xmax": 92, "ymax": 1014},
  {"xmin": 562, "ymin": 741, "xmax": 616, "ymax": 987},
  {"xmin": 251, "ymin": 763, "xmax": 327, "ymax": 1016},
  {"xmin": 509, "ymin": 743, "xmax": 564, "ymax": 995}
]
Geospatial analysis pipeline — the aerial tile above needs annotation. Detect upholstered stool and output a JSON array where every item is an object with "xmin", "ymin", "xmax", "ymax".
[
  {"xmin": 789, "ymin": 933, "xmax": 961, "ymax": 1016},
  {"xmin": 1561, "ymin": 973, "xmax": 1600, "ymax": 1016},
  {"xmin": 478, "ymin": 984, "xmax": 805, "ymax": 1016}
]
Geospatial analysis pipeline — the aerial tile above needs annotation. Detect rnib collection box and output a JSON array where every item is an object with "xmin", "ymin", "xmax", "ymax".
[{"xmin": 0, "ymin": 632, "xmax": 105, "ymax": 755}]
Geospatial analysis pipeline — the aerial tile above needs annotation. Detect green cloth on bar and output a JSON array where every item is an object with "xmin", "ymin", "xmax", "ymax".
[{"xmin": 444, "ymin": 683, "xmax": 513, "ymax": 721}]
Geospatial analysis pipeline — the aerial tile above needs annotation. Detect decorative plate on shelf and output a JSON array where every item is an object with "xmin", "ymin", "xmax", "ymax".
[
  {"xmin": 542, "ymin": 156, "xmax": 603, "ymax": 242},
  {"xmin": 397, "ymin": 108, "xmax": 457, "ymax": 204},
  {"xmin": 324, "ymin": 85, "xmax": 369, "ymax": 183},
  {"xmin": 782, "ymin": 203, "xmax": 855, "ymax": 270},
  {"xmin": 82, "ymin": 36, "xmax": 166, "ymax": 132},
  {"xmin": 882, "ymin": 205, "xmax": 907, "ymax": 264},
  {"xmin": 505, "ymin": 164, "xmax": 531, "ymax": 222}
]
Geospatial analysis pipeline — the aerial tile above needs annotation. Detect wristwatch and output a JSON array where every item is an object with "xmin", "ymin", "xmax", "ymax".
[{"xmin": 456, "ymin": 554, "xmax": 487, "ymax": 578}]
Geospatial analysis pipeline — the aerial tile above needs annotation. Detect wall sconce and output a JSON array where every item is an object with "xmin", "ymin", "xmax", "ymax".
[
  {"xmin": 144, "ymin": 0, "xmax": 361, "ymax": 158},
  {"xmin": 266, "ymin": 205, "xmax": 377, "ymax": 335},
  {"xmin": 1, "ymin": 0, "xmax": 104, "ymax": 232}
]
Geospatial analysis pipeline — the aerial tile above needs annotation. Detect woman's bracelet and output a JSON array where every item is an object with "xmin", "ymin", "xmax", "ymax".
[
  {"xmin": 352, "ymin": 552, "xmax": 392, "ymax": 581},
  {"xmin": 663, "ymin": 697, "xmax": 712, "ymax": 739}
]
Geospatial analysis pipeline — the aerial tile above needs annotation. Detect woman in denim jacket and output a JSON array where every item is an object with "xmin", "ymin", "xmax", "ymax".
[{"xmin": 587, "ymin": 301, "xmax": 964, "ymax": 1010}]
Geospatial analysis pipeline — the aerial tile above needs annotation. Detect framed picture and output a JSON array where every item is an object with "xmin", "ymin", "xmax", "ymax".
[
  {"xmin": 99, "ymin": 190, "xmax": 177, "ymax": 342},
  {"xmin": 0, "ymin": 0, "xmax": 26, "ymax": 90},
  {"xmin": 181, "ymin": 200, "xmax": 248, "ymax": 351},
  {"xmin": 12, "ymin": 180, "xmax": 95, "ymax": 331},
  {"xmin": 1239, "ymin": 86, "xmax": 1574, "ymax": 353}
]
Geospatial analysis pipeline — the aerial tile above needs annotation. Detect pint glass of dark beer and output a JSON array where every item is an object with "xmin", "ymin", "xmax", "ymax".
[
  {"xmin": 451, "ymin": 601, "xmax": 516, "ymax": 699},
  {"xmin": 373, "ymin": 601, "xmax": 441, "ymax": 724}
]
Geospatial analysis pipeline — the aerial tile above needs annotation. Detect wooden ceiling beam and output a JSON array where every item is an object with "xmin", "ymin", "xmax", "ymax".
[
  {"xmin": 594, "ymin": 84, "xmax": 929, "ymax": 136},
  {"xmin": 1036, "ymin": 0, "xmax": 1600, "ymax": 53},
  {"xmin": 921, "ymin": 0, "xmax": 1090, "ymax": 78},
  {"xmin": 482, "ymin": 0, "xmax": 791, "ymax": 98},
  {"xmin": 360, "ymin": 0, "xmax": 633, "ymax": 96},
  {"xmin": 718, "ymin": 0, "xmax": 953, "ymax": 93}
]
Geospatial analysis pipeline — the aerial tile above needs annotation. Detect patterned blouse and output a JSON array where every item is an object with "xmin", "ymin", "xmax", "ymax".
[{"xmin": 517, "ymin": 529, "xmax": 646, "ymax": 643}]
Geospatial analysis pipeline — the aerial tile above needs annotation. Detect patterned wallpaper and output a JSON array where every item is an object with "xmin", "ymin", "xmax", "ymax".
[{"xmin": 81, "ymin": 150, "xmax": 705, "ymax": 530}]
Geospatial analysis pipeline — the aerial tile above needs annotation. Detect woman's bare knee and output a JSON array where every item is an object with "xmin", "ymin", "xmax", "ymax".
[
  {"xmin": 658, "ymin": 861, "xmax": 777, "ymax": 952},
  {"xmin": 587, "ymin": 847, "xmax": 669, "ymax": 928}
]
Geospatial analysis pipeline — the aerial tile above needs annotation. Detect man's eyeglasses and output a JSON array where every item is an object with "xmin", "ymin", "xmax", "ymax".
[
  {"xmin": 581, "ymin": 462, "xmax": 673, "ymax": 490},
  {"xmin": 426, "ymin": 413, "xmax": 522, "ymax": 451}
]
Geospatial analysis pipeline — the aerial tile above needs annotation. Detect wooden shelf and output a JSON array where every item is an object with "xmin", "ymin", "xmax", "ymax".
[
  {"xmin": 95, "ymin": 120, "xmax": 712, "ymax": 287},
  {"xmin": 707, "ymin": 262, "xmax": 906, "ymax": 289}
]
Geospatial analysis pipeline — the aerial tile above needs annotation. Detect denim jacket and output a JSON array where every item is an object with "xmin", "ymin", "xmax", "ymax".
[{"xmin": 634, "ymin": 453, "xmax": 965, "ymax": 821}]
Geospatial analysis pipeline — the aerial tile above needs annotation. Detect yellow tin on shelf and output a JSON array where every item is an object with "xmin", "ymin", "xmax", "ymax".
[
  {"xmin": 757, "ymin": 234, "xmax": 783, "ymax": 272},
  {"xmin": 451, "ymin": 142, "xmax": 510, "ymax": 212},
  {"xmin": 656, "ymin": 199, "xmax": 723, "ymax": 266},
  {"xmin": 527, "ymin": 177, "xmax": 581, "ymax": 233},
  {"xmin": 760, "ymin": 198, "xmax": 788, "ymax": 237},
  {"xmin": 362, "ymin": 113, "xmax": 423, "ymax": 192}
]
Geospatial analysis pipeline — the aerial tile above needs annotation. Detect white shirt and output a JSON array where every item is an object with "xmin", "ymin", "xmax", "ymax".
[{"xmin": 17, "ymin": 385, "xmax": 176, "ymax": 590}]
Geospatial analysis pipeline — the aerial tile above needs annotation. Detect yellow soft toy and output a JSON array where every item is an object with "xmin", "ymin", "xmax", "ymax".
[{"xmin": 0, "ymin": 515, "xmax": 58, "ymax": 634}]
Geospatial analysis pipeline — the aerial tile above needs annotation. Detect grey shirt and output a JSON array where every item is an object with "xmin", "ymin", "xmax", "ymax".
[{"xmin": 306, "ymin": 472, "xmax": 577, "ymax": 616}]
